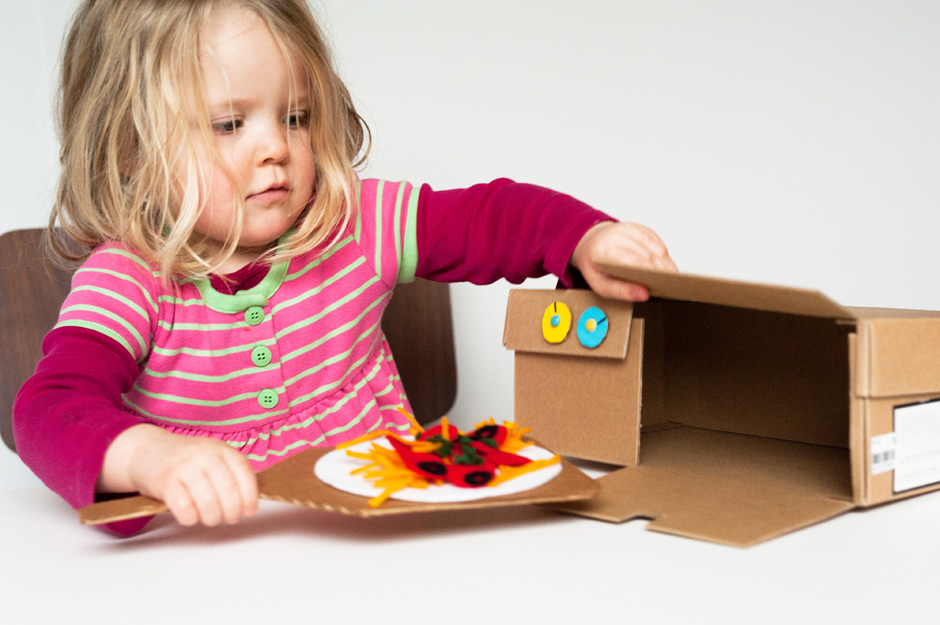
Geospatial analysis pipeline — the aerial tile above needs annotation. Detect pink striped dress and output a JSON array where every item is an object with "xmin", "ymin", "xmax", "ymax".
[{"xmin": 53, "ymin": 179, "xmax": 418, "ymax": 470}]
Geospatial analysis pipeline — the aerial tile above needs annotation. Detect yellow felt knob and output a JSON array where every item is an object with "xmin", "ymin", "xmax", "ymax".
[{"xmin": 542, "ymin": 302, "xmax": 572, "ymax": 344}]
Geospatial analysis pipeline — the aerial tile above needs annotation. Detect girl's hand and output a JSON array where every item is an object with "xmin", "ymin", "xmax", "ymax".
[
  {"xmin": 99, "ymin": 424, "xmax": 259, "ymax": 527},
  {"xmin": 570, "ymin": 221, "xmax": 677, "ymax": 301}
]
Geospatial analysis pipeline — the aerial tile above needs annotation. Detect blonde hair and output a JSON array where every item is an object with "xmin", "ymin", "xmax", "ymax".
[{"xmin": 51, "ymin": 0, "xmax": 369, "ymax": 278}]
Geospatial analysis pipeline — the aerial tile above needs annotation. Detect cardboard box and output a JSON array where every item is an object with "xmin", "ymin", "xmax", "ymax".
[{"xmin": 504, "ymin": 264, "xmax": 940, "ymax": 546}]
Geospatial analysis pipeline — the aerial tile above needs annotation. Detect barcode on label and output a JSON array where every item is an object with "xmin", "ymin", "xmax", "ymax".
[
  {"xmin": 871, "ymin": 433, "xmax": 898, "ymax": 475},
  {"xmin": 872, "ymin": 449, "xmax": 895, "ymax": 466}
]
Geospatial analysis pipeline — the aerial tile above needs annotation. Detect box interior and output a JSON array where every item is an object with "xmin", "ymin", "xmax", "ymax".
[{"xmin": 631, "ymin": 299, "xmax": 856, "ymax": 510}]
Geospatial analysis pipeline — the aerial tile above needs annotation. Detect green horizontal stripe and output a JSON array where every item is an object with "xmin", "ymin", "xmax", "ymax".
[
  {"xmin": 157, "ymin": 294, "xmax": 209, "ymax": 307},
  {"xmin": 287, "ymin": 353, "xmax": 381, "ymax": 409},
  {"xmin": 70, "ymin": 285, "xmax": 151, "ymax": 326},
  {"xmin": 231, "ymin": 359, "xmax": 402, "ymax": 448},
  {"xmin": 275, "ymin": 277, "xmax": 380, "ymax": 348},
  {"xmin": 74, "ymin": 267, "xmax": 158, "ymax": 314},
  {"xmin": 284, "ymin": 235, "xmax": 353, "ymax": 282},
  {"xmin": 141, "ymin": 361, "xmax": 280, "ymax": 384},
  {"xmin": 272, "ymin": 256, "xmax": 366, "ymax": 315},
  {"xmin": 282, "ymin": 318, "xmax": 380, "ymax": 386},
  {"xmin": 244, "ymin": 399, "xmax": 381, "ymax": 462},
  {"xmin": 281, "ymin": 296, "xmax": 386, "ymax": 362},
  {"xmin": 98, "ymin": 247, "xmax": 154, "ymax": 274},
  {"xmin": 152, "ymin": 337, "xmax": 277, "ymax": 358},
  {"xmin": 59, "ymin": 304, "xmax": 147, "ymax": 354},
  {"xmin": 55, "ymin": 320, "xmax": 139, "ymax": 360},
  {"xmin": 130, "ymin": 382, "xmax": 287, "ymax": 411},
  {"xmin": 123, "ymin": 395, "xmax": 290, "ymax": 428},
  {"xmin": 158, "ymin": 318, "xmax": 252, "ymax": 332},
  {"xmin": 240, "ymin": 379, "xmax": 363, "ymax": 446}
]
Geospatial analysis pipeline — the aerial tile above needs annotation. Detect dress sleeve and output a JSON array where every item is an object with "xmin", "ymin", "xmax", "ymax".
[
  {"xmin": 52, "ymin": 244, "xmax": 160, "ymax": 362},
  {"xmin": 414, "ymin": 178, "xmax": 615, "ymax": 285},
  {"xmin": 12, "ymin": 244, "xmax": 161, "ymax": 535},
  {"xmin": 354, "ymin": 179, "xmax": 420, "ymax": 287},
  {"xmin": 13, "ymin": 326, "xmax": 151, "ymax": 535}
]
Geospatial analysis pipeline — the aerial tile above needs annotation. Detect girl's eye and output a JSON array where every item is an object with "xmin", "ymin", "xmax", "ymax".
[
  {"xmin": 286, "ymin": 110, "xmax": 309, "ymax": 128},
  {"xmin": 211, "ymin": 118, "xmax": 242, "ymax": 134}
]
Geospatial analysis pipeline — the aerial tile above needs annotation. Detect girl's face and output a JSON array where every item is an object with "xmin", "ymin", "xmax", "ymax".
[{"xmin": 191, "ymin": 6, "xmax": 316, "ymax": 272}]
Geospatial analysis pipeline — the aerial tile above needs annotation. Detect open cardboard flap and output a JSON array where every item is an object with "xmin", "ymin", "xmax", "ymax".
[
  {"xmin": 552, "ymin": 427, "xmax": 855, "ymax": 547},
  {"xmin": 503, "ymin": 267, "xmax": 885, "ymax": 547}
]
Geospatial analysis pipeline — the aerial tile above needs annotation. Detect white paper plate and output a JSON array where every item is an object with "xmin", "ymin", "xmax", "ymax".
[{"xmin": 314, "ymin": 439, "xmax": 561, "ymax": 503}]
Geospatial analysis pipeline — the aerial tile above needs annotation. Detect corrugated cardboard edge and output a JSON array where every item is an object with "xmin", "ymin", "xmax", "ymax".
[
  {"xmin": 78, "ymin": 496, "xmax": 167, "ymax": 525},
  {"xmin": 848, "ymin": 332, "xmax": 868, "ymax": 506},
  {"xmin": 596, "ymin": 263, "xmax": 854, "ymax": 319}
]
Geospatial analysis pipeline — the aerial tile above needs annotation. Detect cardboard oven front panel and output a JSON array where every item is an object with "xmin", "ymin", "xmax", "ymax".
[{"xmin": 514, "ymin": 318, "xmax": 644, "ymax": 466}]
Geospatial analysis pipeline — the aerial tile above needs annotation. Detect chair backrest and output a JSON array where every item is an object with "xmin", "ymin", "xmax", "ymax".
[{"xmin": 0, "ymin": 228, "xmax": 456, "ymax": 452}]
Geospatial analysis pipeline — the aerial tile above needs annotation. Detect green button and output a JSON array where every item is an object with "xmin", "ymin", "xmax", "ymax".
[
  {"xmin": 258, "ymin": 389, "xmax": 279, "ymax": 409},
  {"xmin": 250, "ymin": 346, "xmax": 272, "ymax": 367},
  {"xmin": 244, "ymin": 306, "xmax": 265, "ymax": 326}
]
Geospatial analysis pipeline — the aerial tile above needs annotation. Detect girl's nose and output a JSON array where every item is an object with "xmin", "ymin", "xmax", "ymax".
[{"xmin": 257, "ymin": 126, "xmax": 289, "ymax": 165}]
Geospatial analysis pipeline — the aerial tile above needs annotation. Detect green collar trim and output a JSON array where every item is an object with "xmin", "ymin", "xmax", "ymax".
[{"xmin": 194, "ymin": 259, "xmax": 289, "ymax": 314}]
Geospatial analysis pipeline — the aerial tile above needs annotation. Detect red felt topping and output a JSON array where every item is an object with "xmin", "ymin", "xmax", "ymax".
[{"xmin": 393, "ymin": 422, "xmax": 531, "ymax": 488}]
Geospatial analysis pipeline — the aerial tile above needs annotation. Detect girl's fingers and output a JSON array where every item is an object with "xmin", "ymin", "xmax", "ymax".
[
  {"xmin": 210, "ymin": 452, "xmax": 259, "ymax": 523},
  {"xmin": 588, "ymin": 223, "xmax": 676, "ymax": 273},
  {"xmin": 162, "ymin": 479, "xmax": 200, "ymax": 527},
  {"xmin": 129, "ymin": 432, "xmax": 257, "ymax": 527},
  {"xmin": 580, "ymin": 264, "xmax": 650, "ymax": 302},
  {"xmin": 203, "ymin": 462, "xmax": 246, "ymax": 525},
  {"xmin": 226, "ymin": 454, "xmax": 259, "ymax": 518},
  {"xmin": 184, "ymin": 469, "xmax": 226, "ymax": 527}
]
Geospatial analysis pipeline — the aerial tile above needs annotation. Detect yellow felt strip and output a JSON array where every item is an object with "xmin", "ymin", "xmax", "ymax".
[
  {"xmin": 487, "ymin": 456, "xmax": 560, "ymax": 488},
  {"xmin": 337, "ymin": 429, "xmax": 412, "ymax": 450},
  {"xmin": 396, "ymin": 406, "xmax": 425, "ymax": 434},
  {"xmin": 441, "ymin": 417, "xmax": 451, "ymax": 440}
]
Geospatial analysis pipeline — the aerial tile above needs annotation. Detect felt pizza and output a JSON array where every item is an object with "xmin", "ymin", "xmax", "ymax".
[{"xmin": 314, "ymin": 408, "xmax": 561, "ymax": 507}]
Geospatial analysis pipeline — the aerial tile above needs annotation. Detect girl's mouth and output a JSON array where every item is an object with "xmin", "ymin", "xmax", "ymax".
[{"xmin": 249, "ymin": 185, "xmax": 289, "ymax": 203}]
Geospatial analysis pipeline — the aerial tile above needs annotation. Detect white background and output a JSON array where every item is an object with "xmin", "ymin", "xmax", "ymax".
[
  {"xmin": 3, "ymin": 0, "xmax": 939, "ymax": 429},
  {"xmin": 3, "ymin": 3, "xmax": 940, "ymax": 623}
]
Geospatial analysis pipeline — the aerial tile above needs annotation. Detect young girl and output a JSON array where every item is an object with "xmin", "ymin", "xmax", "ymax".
[{"xmin": 13, "ymin": 0, "xmax": 676, "ymax": 534}]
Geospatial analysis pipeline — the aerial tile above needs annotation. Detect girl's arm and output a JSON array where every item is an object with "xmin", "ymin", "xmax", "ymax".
[
  {"xmin": 414, "ymin": 178, "xmax": 674, "ymax": 296},
  {"xmin": 14, "ymin": 327, "xmax": 152, "ymax": 534},
  {"xmin": 14, "ymin": 327, "xmax": 257, "ymax": 530}
]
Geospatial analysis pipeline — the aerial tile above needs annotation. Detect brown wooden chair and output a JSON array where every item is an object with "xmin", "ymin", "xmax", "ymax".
[{"xmin": 0, "ymin": 228, "xmax": 457, "ymax": 452}]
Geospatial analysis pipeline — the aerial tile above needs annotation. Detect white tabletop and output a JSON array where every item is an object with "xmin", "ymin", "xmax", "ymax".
[{"xmin": 3, "ymin": 444, "xmax": 939, "ymax": 625}]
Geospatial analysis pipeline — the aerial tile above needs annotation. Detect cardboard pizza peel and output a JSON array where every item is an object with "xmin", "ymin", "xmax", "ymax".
[{"xmin": 78, "ymin": 443, "xmax": 599, "ymax": 525}]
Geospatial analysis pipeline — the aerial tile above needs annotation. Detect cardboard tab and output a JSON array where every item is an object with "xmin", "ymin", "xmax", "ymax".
[
  {"xmin": 596, "ymin": 263, "xmax": 853, "ymax": 319},
  {"xmin": 504, "ymin": 289, "xmax": 632, "ymax": 360}
]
